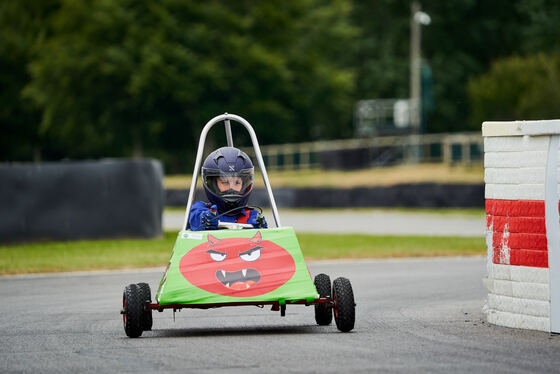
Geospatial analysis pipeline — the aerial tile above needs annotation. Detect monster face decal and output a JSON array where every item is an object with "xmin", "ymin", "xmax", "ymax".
[{"xmin": 179, "ymin": 232, "xmax": 296, "ymax": 297}]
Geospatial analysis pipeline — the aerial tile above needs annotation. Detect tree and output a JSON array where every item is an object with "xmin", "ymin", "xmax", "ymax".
[
  {"xmin": 350, "ymin": 0, "xmax": 524, "ymax": 133},
  {"xmin": 22, "ymin": 0, "xmax": 355, "ymax": 169},
  {"xmin": 468, "ymin": 53, "xmax": 560, "ymax": 125},
  {"xmin": 0, "ymin": 0, "xmax": 60, "ymax": 161},
  {"xmin": 517, "ymin": 0, "xmax": 560, "ymax": 53}
]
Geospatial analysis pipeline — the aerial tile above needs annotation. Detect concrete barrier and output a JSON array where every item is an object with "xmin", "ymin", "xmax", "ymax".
[
  {"xmin": 483, "ymin": 120, "xmax": 560, "ymax": 332},
  {"xmin": 0, "ymin": 159, "xmax": 164, "ymax": 243}
]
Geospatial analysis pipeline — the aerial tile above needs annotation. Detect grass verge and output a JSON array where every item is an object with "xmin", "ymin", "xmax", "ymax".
[
  {"xmin": 298, "ymin": 234, "xmax": 484, "ymax": 260},
  {"xmin": 165, "ymin": 163, "xmax": 484, "ymax": 189},
  {"xmin": 0, "ymin": 232, "xmax": 177, "ymax": 275},
  {"xmin": 0, "ymin": 232, "xmax": 485, "ymax": 275}
]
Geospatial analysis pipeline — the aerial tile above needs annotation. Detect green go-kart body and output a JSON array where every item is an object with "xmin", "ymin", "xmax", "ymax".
[
  {"xmin": 155, "ymin": 227, "xmax": 318, "ymax": 306},
  {"xmin": 121, "ymin": 113, "xmax": 355, "ymax": 338}
]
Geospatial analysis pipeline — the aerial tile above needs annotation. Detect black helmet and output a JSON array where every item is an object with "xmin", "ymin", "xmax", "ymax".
[{"xmin": 201, "ymin": 147, "xmax": 254, "ymax": 214}]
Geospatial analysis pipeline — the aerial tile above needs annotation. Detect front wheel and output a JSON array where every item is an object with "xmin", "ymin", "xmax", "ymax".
[
  {"xmin": 332, "ymin": 277, "xmax": 355, "ymax": 332},
  {"xmin": 123, "ymin": 284, "xmax": 144, "ymax": 338},
  {"xmin": 137, "ymin": 282, "xmax": 153, "ymax": 331},
  {"xmin": 314, "ymin": 274, "xmax": 332, "ymax": 325}
]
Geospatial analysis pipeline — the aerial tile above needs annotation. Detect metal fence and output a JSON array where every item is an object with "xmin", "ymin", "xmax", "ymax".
[{"xmin": 244, "ymin": 132, "xmax": 483, "ymax": 171}]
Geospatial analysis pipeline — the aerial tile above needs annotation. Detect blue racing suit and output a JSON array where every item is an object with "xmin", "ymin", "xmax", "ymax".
[{"xmin": 188, "ymin": 201, "xmax": 267, "ymax": 231}]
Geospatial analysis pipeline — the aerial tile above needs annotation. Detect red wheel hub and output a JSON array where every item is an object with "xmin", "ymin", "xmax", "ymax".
[{"xmin": 123, "ymin": 299, "xmax": 127, "ymax": 325}]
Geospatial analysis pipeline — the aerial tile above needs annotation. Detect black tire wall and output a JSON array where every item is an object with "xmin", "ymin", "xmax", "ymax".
[
  {"xmin": 0, "ymin": 159, "xmax": 164, "ymax": 243},
  {"xmin": 166, "ymin": 183, "xmax": 484, "ymax": 208}
]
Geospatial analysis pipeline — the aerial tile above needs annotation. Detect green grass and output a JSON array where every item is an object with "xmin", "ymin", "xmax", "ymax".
[
  {"xmin": 0, "ymin": 232, "xmax": 485, "ymax": 275},
  {"xmin": 298, "ymin": 234, "xmax": 485, "ymax": 260},
  {"xmin": 0, "ymin": 232, "xmax": 177, "ymax": 275}
]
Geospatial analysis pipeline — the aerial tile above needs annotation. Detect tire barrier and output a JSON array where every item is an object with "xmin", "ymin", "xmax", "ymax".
[
  {"xmin": 0, "ymin": 159, "xmax": 164, "ymax": 243},
  {"xmin": 483, "ymin": 120, "xmax": 560, "ymax": 332},
  {"xmin": 166, "ymin": 183, "xmax": 484, "ymax": 208}
]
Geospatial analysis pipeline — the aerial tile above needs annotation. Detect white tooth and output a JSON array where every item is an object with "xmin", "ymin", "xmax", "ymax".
[
  {"xmin": 221, "ymin": 270, "xmax": 226, "ymax": 277},
  {"xmin": 242, "ymin": 269, "xmax": 247, "ymax": 277},
  {"xmin": 246, "ymin": 284, "xmax": 250, "ymax": 289},
  {"xmin": 226, "ymin": 283, "xmax": 230, "ymax": 288}
]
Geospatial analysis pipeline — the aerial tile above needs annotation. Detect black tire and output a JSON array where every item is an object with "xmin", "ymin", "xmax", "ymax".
[
  {"xmin": 123, "ymin": 284, "xmax": 143, "ymax": 338},
  {"xmin": 314, "ymin": 273, "xmax": 332, "ymax": 325},
  {"xmin": 137, "ymin": 282, "xmax": 153, "ymax": 331},
  {"xmin": 332, "ymin": 277, "xmax": 355, "ymax": 332}
]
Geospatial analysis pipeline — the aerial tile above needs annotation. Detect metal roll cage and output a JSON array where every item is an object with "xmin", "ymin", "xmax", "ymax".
[{"xmin": 183, "ymin": 113, "xmax": 282, "ymax": 230}]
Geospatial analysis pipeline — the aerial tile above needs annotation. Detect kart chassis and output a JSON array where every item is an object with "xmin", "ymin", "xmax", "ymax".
[
  {"xmin": 147, "ymin": 297, "xmax": 333, "ymax": 316},
  {"xmin": 121, "ymin": 114, "xmax": 355, "ymax": 337},
  {"xmin": 152, "ymin": 113, "xmax": 331, "ymax": 312}
]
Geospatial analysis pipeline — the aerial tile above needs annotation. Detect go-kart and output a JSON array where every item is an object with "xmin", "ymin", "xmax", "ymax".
[{"xmin": 121, "ymin": 113, "xmax": 356, "ymax": 338}]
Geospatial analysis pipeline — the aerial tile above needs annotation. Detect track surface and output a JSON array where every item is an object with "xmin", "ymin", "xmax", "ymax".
[
  {"xmin": 164, "ymin": 210, "xmax": 485, "ymax": 237},
  {"xmin": 2, "ymin": 258, "xmax": 559, "ymax": 373}
]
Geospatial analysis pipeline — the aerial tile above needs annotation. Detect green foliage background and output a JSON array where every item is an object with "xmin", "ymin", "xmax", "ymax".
[
  {"xmin": 2, "ymin": 0, "xmax": 560, "ymax": 171},
  {"xmin": 468, "ymin": 53, "xmax": 560, "ymax": 125}
]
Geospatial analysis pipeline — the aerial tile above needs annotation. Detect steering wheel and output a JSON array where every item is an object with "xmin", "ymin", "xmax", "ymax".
[{"xmin": 217, "ymin": 221, "xmax": 254, "ymax": 230}]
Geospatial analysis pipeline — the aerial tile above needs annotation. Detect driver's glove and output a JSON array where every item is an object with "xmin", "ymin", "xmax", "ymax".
[
  {"xmin": 200, "ymin": 205, "xmax": 218, "ymax": 230},
  {"xmin": 248, "ymin": 212, "xmax": 267, "ymax": 229}
]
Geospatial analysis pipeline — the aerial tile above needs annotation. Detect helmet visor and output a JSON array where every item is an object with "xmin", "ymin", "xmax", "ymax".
[{"xmin": 203, "ymin": 168, "xmax": 254, "ymax": 197}]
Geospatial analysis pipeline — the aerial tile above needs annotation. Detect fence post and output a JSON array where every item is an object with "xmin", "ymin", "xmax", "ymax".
[
  {"xmin": 462, "ymin": 137, "xmax": 471, "ymax": 165},
  {"xmin": 268, "ymin": 149, "xmax": 278, "ymax": 171},
  {"xmin": 300, "ymin": 150, "xmax": 310, "ymax": 169},
  {"xmin": 443, "ymin": 136, "xmax": 452, "ymax": 165},
  {"xmin": 284, "ymin": 146, "xmax": 294, "ymax": 171}
]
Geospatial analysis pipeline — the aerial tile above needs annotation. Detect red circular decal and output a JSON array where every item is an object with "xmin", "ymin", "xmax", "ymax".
[{"xmin": 179, "ymin": 232, "xmax": 296, "ymax": 297}]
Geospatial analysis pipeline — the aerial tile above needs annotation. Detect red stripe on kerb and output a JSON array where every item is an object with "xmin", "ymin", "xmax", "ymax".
[
  {"xmin": 485, "ymin": 199, "xmax": 545, "ymax": 217},
  {"xmin": 486, "ymin": 199, "xmax": 550, "ymax": 268},
  {"xmin": 510, "ymin": 249, "xmax": 548, "ymax": 267},
  {"xmin": 489, "ymin": 216, "xmax": 546, "ymax": 234},
  {"xmin": 492, "ymin": 232, "xmax": 547, "ymax": 250},
  {"xmin": 492, "ymin": 247, "xmax": 549, "ymax": 267}
]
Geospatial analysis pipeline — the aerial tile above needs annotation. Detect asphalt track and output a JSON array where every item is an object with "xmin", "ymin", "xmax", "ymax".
[
  {"xmin": 2, "ymin": 257, "xmax": 559, "ymax": 373},
  {"xmin": 164, "ymin": 210, "xmax": 485, "ymax": 237}
]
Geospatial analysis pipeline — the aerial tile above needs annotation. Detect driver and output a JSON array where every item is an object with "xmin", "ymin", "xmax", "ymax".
[{"xmin": 188, "ymin": 146, "xmax": 267, "ymax": 231}]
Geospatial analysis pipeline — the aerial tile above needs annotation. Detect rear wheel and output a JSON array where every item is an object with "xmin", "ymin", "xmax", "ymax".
[
  {"xmin": 314, "ymin": 273, "xmax": 332, "ymax": 325},
  {"xmin": 332, "ymin": 277, "xmax": 355, "ymax": 332},
  {"xmin": 137, "ymin": 282, "xmax": 153, "ymax": 331},
  {"xmin": 123, "ymin": 284, "xmax": 143, "ymax": 338}
]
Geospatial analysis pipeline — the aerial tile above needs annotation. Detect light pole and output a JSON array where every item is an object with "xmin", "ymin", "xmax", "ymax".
[{"xmin": 409, "ymin": 1, "xmax": 431, "ymax": 135}]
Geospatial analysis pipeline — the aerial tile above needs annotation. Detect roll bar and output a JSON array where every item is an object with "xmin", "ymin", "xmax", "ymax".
[{"xmin": 183, "ymin": 113, "xmax": 282, "ymax": 230}]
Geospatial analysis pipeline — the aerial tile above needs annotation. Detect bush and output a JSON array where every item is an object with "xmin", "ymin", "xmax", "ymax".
[{"xmin": 468, "ymin": 53, "xmax": 560, "ymax": 126}]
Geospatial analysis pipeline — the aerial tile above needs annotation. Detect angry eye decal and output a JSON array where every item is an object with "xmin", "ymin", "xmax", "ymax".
[
  {"xmin": 239, "ymin": 246, "xmax": 262, "ymax": 262},
  {"xmin": 179, "ymin": 232, "xmax": 296, "ymax": 297},
  {"xmin": 207, "ymin": 249, "xmax": 226, "ymax": 262}
]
